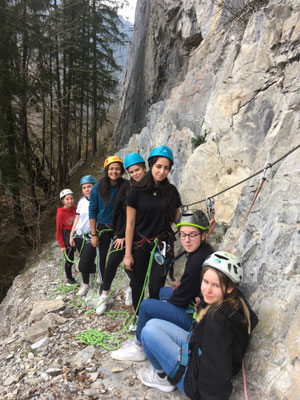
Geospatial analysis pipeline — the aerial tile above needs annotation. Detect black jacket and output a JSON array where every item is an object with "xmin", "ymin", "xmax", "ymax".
[
  {"xmin": 167, "ymin": 242, "xmax": 214, "ymax": 308},
  {"xmin": 184, "ymin": 298, "xmax": 259, "ymax": 400}
]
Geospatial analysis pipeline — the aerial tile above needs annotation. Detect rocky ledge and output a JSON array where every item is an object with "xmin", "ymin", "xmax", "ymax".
[{"xmin": 0, "ymin": 243, "xmax": 264, "ymax": 400}]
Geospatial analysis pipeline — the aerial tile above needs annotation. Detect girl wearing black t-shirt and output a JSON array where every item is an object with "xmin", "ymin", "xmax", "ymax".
[
  {"xmin": 95, "ymin": 153, "xmax": 147, "ymax": 315},
  {"xmin": 124, "ymin": 145, "xmax": 182, "ymax": 314}
]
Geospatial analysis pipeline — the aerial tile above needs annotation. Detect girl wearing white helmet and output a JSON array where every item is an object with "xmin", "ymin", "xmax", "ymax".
[
  {"xmin": 137, "ymin": 251, "xmax": 259, "ymax": 398},
  {"xmin": 89, "ymin": 156, "xmax": 126, "ymax": 285},
  {"xmin": 124, "ymin": 145, "xmax": 182, "ymax": 316},
  {"xmin": 96, "ymin": 153, "xmax": 147, "ymax": 314},
  {"xmin": 69, "ymin": 176, "xmax": 97, "ymax": 296},
  {"xmin": 56, "ymin": 189, "xmax": 77, "ymax": 284}
]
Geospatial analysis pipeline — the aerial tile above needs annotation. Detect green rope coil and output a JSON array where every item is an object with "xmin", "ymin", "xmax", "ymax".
[{"xmin": 76, "ymin": 239, "xmax": 159, "ymax": 350}]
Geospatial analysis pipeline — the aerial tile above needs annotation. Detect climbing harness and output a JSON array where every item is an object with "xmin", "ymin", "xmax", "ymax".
[{"xmin": 168, "ymin": 331, "xmax": 193, "ymax": 385}]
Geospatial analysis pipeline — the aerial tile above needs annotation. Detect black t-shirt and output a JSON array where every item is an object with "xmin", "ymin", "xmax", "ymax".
[
  {"xmin": 168, "ymin": 242, "xmax": 214, "ymax": 308},
  {"xmin": 126, "ymin": 185, "xmax": 181, "ymax": 239},
  {"xmin": 112, "ymin": 180, "xmax": 130, "ymax": 238}
]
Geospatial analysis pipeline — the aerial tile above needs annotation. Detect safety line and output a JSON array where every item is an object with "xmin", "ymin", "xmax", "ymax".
[{"xmin": 183, "ymin": 144, "xmax": 300, "ymax": 209}]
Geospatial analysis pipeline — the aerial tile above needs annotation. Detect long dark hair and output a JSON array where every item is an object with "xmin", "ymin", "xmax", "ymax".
[
  {"xmin": 133, "ymin": 156, "xmax": 178, "ymax": 223},
  {"xmin": 98, "ymin": 162, "xmax": 125, "ymax": 204}
]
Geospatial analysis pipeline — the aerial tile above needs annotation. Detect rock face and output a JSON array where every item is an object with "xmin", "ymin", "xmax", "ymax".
[
  {"xmin": 115, "ymin": 0, "xmax": 206, "ymax": 145},
  {"xmin": 115, "ymin": 0, "xmax": 300, "ymax": 398}
]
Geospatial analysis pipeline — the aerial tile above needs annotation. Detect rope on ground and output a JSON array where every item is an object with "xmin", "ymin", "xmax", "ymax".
[
  {"xmin": 182, "ymin": 144, "xmax": 300, "ymax": 209},
  {"xmin": 76, "ymin": 239, "xmax": 159, "ymax": 350}
]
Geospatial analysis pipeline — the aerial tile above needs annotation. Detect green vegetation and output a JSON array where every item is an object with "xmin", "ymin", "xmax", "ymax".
[{"xmin": 191, "ymin": 134, "xmax": 207, "ymax": 149}]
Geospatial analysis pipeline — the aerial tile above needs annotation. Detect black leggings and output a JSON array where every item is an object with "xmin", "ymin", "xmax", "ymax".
[
  {"xmin": 74, "ymin": 237, "xmax": 96, "ymax": 284},
  {"xmin": 63, "ymin": 229, "xmax": 74, "ymax": 280},
  {"xmin": 97, "ymin": 224, "xmax": 114, "ymax": 282},
  {"xmin": 102, "ymin": 246, "xmax": 132, "ymax": 292},
  {"xmin": 131, "ymin": 242, "xmax": 167, "ymax": 314}
]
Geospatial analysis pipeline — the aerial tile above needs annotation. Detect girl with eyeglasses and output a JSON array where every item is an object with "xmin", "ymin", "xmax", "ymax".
[{"xmin": 111, "ymin": 209, "xmax": 214, "ymax": 361}]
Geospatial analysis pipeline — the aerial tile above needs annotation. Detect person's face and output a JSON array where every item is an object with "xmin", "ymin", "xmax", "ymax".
[
  {"xmin": 63, "ymin": 194, "xmax": 74, "ymax": 208},
  {"xmin": 127, "ymin": 164, "xmax": 146, "ymax": 182},
  {"xmin": 179, "ymin": 226, "xmax": 202, "ymax": 253},
  {"xmin": 108, "ymin": 162, "xmax": 122, "ymax": 183},
  {"xmin": 81, "ymin": 183, "xmax": 94, "ymax": 199},
  {"xmin": 201, "ymin": 268, "xmax": 225, "ymax": 306},
  {"xmin": 151, "ymin": 157, "xmax": 171, "ymax": 184}
]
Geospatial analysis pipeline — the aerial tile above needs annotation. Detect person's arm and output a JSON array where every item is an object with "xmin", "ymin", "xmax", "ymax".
[
  {"xmin": 89, "ymin": 218, "xmax": 98, "ymax": 248},
  {"xmin": 69, "ymin": 214, "xmax": 80, "ymax": 247},
  {"xmin": 89, "ymin": 185, "xmax": 99, "ymax": 248},
  {"xmin": 124, "ymin": 205, "xmax": 136, "ymax": 271},
  {"xmin": 56, "ymin": 210, "xmax": 66, "ymax": 252}
]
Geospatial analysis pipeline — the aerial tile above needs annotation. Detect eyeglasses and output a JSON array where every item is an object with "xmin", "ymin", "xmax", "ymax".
[{"xmin": 179, "ymin": 232, "xmax": 201, "ymax": 240}]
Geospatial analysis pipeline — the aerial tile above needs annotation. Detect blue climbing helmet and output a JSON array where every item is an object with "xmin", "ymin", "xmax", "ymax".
[
  {"xmin": 124, "ymin": 153, "xmax": 145, "ymax": 170},
  {"xmin": 80, "ymin": 175, "xmax": 97, "ymax": 186},
  {"xmin": 148, "ymin": 145, "xmax": 174, "ymax": 164}
]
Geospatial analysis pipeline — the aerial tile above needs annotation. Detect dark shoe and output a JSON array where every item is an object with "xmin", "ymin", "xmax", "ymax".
[{"xmin": 67, "ymin": 278, "xmax": 77, "ymax": 285}]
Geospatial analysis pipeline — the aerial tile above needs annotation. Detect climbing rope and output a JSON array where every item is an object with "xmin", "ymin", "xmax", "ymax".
[
  {"xmin": 76, "ymin": 239, "xmax": 159, "ymax": 349},
  {"xmin": 182, "ymin": 144, "xmax": 300, "ymax": 209}
]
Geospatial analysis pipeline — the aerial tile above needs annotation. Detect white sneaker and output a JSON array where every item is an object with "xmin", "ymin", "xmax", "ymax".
[
  {"xmin": 138, "ymin": 367, "xmax": 176, "ymax": 393},
  {"xmin": 127, "ymin": 316, "xmax": 138, "ymax": 332},
  {"xmin": 77, "ymin": 283, "xmax": 89, "ymax": 296},
  {"xmin": 111, "ymin": 340, "xmax": 146, "ymax": 361},
  {"xmin": 95, "ymin": 294, "xmax": 108, "ymax": 315},
  {"xmin": 125, "ymin": 286, "xmax": 133, "ymax": 306}
]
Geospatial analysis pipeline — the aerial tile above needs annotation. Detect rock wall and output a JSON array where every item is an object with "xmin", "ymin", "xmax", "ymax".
[{"xmin": 116, "ymin": 0, "xmax": 300, "ymax": 398}]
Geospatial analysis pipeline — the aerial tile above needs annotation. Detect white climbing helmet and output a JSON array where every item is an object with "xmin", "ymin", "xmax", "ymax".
[
  {"xmin": 59, "ymin": 189, "xmax": 73, "ymax": 199},
  {"xmin": 203, "ymin": 251, "xmax": 243, "ymax": 284}
]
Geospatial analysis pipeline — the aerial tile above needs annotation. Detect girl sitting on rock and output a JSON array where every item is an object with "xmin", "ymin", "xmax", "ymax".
[
  {"xmin": 138, "ymin": 252, "xmax": 259, "ymax": 398},
  {"xmin": 70, "ymin": 175, "xmax": 97, "ymax": 296},
  {"xmin": 111, "ymin": 209, "xmax": 214, "ymax": 360}
]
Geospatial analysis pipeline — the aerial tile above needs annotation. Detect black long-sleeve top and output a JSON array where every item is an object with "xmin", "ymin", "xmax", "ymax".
[{"xmin": 167, "ymin": 242, "xmax": 213, "ymax": 308}]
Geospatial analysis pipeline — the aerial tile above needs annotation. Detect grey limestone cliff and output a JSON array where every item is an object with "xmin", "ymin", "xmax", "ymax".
[{"xmin": 116, "ymin": 0, "xmax": 300, "ymax": 398}]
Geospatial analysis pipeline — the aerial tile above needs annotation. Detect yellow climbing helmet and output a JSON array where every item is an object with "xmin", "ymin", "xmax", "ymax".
[{"xmin": 104, "ymin": 156, "xmax": 123, "ymax": 169}]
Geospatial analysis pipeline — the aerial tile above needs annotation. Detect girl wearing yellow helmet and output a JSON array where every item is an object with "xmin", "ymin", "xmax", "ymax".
[{"xmin": 89, "ymin": 156, "xmax": 125, "ymax": 283}]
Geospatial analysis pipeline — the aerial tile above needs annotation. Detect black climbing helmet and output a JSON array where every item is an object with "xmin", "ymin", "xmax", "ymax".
[{"xmin": 176, "ymin": 209, "xmax": 210, "ymax": 231}]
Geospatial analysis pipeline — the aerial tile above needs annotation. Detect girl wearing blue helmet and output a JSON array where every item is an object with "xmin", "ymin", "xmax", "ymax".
[
  {"xmin": 124, "ymin": 145, "xmax": 182, "ymax": 315},
  {"xmin": 70, "ymin": 175, "xmax": 97, "ymax": 296},
  {"xmin": 96, "ymin": 153, "xmax": 147, "ymax": 314}
]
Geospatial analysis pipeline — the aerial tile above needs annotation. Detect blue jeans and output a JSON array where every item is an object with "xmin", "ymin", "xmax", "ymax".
[
  {"xmin": 135, "ymin": 287, "xmax": 193, "ymax": 342},
  {"xmin": 141, "ymin": 318, "xmax": 187, "ymax": 394}
]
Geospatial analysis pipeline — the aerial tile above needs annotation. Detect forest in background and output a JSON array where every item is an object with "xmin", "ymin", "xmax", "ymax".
[
  {"xmin": 0, "ymin": 0, "xmax": 130, "ymax": 300},
  {"xmin": 0, "ymin": 0, "xmax": 128, "ymax": 242}
]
